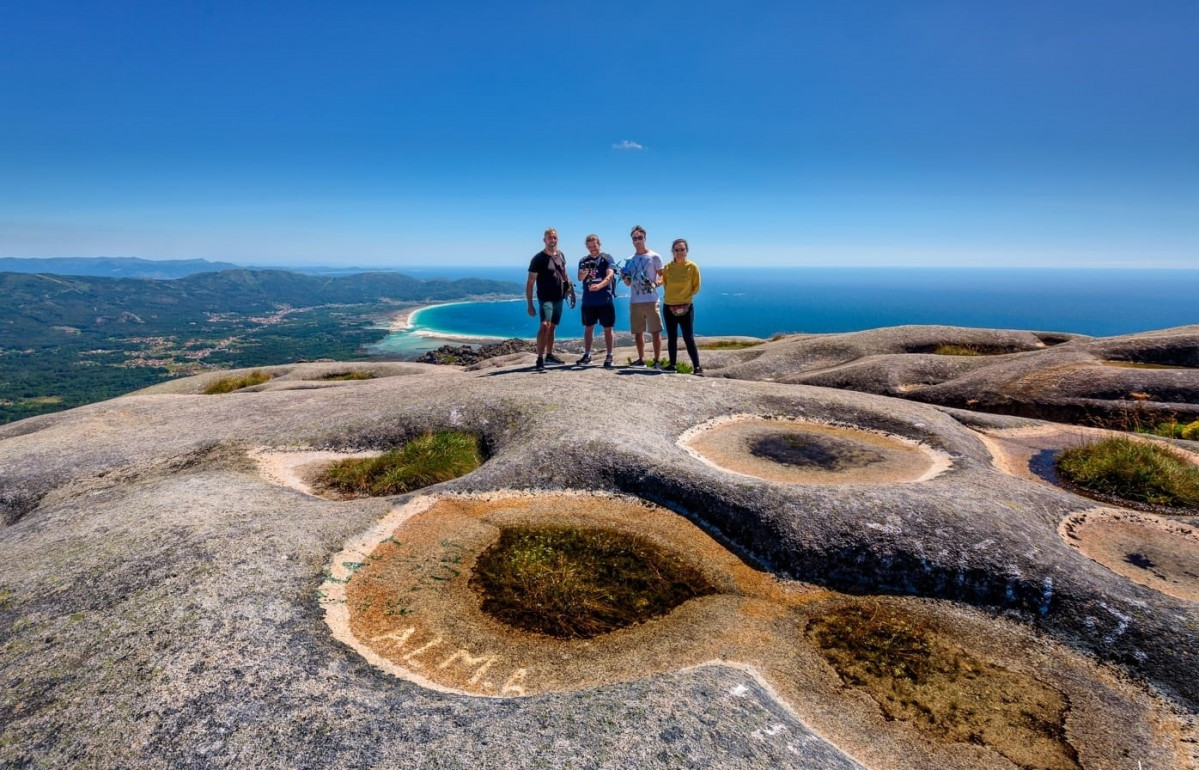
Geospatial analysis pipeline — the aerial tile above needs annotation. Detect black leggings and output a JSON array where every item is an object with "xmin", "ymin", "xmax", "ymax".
[{"xmin": 663, "ymin": 304, "xmax": 700, "ymax": 368}]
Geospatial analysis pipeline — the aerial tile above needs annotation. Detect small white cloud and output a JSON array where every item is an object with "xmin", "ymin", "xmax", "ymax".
[{"xmin": 612, "ymin": 139, "xmax": 644, "ymax": 151}]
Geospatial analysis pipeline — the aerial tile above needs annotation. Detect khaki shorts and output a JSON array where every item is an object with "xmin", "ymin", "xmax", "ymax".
[{"xmin": 629, "ymin": 300, "xmax": 663, "ymax": 333}]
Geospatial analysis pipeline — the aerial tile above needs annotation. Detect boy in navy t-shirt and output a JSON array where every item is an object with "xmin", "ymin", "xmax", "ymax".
[{"xmin": 576, "ymin": 234, "xmax": 617, "ymax": 368}]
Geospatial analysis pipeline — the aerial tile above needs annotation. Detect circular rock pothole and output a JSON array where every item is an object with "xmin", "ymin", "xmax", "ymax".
[
  {"xmin": 319, "ymin": 491, "xmax": 1191, "ymax": 769},
  {"xmin": 1060, "ymin": 508, "xmax": 1199, "ymax": 602},
  {"xmin": 680, "ymin": 416, "xmax": 950, "ymax": 484}
]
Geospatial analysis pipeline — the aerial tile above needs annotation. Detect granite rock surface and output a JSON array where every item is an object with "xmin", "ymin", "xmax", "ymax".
[{"xmin": 2, "ymin": 328, "xmax": 1197, "ymax": 769}]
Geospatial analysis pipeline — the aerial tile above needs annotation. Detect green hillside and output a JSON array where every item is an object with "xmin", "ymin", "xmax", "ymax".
[{"xmin": 0, "ymin": 269, "xmax": 520, "ymax": 424}]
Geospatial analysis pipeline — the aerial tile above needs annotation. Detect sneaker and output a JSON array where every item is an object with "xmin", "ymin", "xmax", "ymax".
[
  {"xmin": 661, "ymin": 362, "xmax": 677, "ymax": 372},
  {"xmin": 603, "ymin": 355, "xmax": 613, "ymax": 369},
  {"xmin": 535, "ymin": 356, "xmax": 545, "ymax": 371},
  {"xmin": 651, "ymin": 360, "xmax": 662, "ymax": 370},
  {"xmin": 578, "ymin": 352, "xmax": 592, "ymax": 365},
  {"xmin": 545, "ymin": 353, "xmax": 566, "ymax": 365},
  {"xmin": 693, "ymin": 366, "xmax": 704, "ymax": 376},
  {"xmin": 629, "ymin": 359, "xmax": 645, "ymax": 367}
]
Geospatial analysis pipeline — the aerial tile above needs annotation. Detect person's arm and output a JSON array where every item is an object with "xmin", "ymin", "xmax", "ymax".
[
  {"xmin": 653, "ymin": 257, "xmax": 664, "ymax": 289},
  {"xmin": 526, "ymin": 272, "xmax": 537, "ymax": 316},
  {"xmin": 591, "ymin": 266, "xmax": 614, "ymax": 291},
  {"xmin": 691, "ymin": 263, "xmax": 701, "ymax": 297}
]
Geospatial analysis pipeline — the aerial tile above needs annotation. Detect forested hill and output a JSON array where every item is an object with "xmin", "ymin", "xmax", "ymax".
[
  {"xmin": 0, "ymin": 269, "xmax": 522, "ymax": 424},
  {"xmin": 1, "ymin": 269, "xmax": 520, "ymax": 347}
]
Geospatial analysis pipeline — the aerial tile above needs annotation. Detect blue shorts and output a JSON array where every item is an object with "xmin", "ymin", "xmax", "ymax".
[
  {"xmin": 538, "ymin": 299, "xmax": 563, "ymax": 325},
  {"xmin": 581, "ymin": 304, "xmax": 616, "ymax": 328}
]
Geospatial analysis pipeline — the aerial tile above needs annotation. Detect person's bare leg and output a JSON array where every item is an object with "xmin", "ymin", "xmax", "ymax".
[
  {"xmin": 583, "ymin": 325, "xmax": 595, "ymax": 355},
  {"xmin": 651, "ymin": 331, "xmax": 662, "ymax": 364},
  {"xmin": 545, "ymin": 324, "xmax": 557, "ymax": 355},
  {"xmin": 537, "ymin": 322, "xmax": 550, "ymax": 356},
  {"xmin": 635, "ymin": 332, "xmax": 645, "ymax": 361},
  {"xmin": 603, "ymin": 326, "xmax": 614, "ymax": 357}
]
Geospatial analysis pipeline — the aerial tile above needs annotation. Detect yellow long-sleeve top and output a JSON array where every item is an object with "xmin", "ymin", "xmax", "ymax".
[{"xmin": 662, "ymin": 259, "xmax": 701, "ymax": 305}]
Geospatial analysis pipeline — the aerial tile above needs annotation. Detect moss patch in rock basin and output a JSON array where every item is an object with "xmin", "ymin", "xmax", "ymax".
[
  {"xmin": 807, "ymin": 602, "xmax": 1080, "ymax": 770},
  {"xmin": 318, "ymin": 430, "xmax": 482, "ymax": 496},
  {"xmin": 470, "ymin": 525, "xmax": 715, "ymax": 639},
  {"xmin": 203, "ymin": 370, "xmax": 272, "ymax": 394},
  {"xmin": 319, "ymin": 370, "xmax": 375, "ymax": 381}
]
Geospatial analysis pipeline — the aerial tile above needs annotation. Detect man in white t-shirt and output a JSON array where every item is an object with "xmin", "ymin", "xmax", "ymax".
[{"xmin": 621, "ymin": 224, "xmax": 664, "ymax": 368}]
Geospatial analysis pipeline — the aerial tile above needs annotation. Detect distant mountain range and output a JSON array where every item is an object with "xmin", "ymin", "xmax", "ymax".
[
  {"xmin": 0, "ymin": 256, "xmax": 464, "ymax": 279},
  {"xmin": 0, "ymin": 256, "xmax": 243, "ymax": 279}
]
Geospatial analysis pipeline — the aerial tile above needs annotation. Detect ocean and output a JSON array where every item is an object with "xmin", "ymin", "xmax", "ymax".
[{"xmin": 371, "ymin": 267, "xmax": 1199, "ymax": 357}]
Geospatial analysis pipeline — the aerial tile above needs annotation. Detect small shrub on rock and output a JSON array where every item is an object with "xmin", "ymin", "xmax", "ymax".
[
  {"xmin": 1056, "ymin": 436, "xmax": 1199, "ymax": 509},
  {"xmin": 320, "ymin": 431, "xmax": 482, "ymax": 496}
]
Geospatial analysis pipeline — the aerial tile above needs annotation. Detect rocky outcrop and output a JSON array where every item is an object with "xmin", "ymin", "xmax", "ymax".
[
  {"xmin": 705, "ymin": 324, "xmax": 1199, "ymax": 427},
  {"xmin": 1, "ymin": 328, "xmax": 1197, "ymax": 769},
  {"xmin": 414, "ymin": 337, "xmax": 538, "ymax": 365}
]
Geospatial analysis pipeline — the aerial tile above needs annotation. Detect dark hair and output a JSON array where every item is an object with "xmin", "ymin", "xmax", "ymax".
[
  {"xmin": 630, "ymin": 225, "xmax": 646, "ymax": 237},
  {"xmin": 671, "ymin": 238, "xmax": 688, "ymax": 252}
]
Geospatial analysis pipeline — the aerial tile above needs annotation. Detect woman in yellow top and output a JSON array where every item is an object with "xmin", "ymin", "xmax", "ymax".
[{"xmin": 660, "ymin": 238, "xmax": 702, "ymax": 375}]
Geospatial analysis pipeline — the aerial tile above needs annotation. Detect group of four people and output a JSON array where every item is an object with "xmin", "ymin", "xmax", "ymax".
[{"xmin": 525, "ymin": 225, "xmax": 703, "ymax": 374}]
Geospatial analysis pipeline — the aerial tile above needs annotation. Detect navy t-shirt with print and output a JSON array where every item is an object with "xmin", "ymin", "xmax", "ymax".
[{"xmin": 578, "ymin": 252, "xmax": 615, "ymax": 308}]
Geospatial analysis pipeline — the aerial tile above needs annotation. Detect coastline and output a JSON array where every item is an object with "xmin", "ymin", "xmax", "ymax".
[
  {"xmin": 375, "ymin": 299, "xmax": 522, "ymax": 356},
  {"xmin": 384, "ymin": 297, "xmax": 752, "ymax": 354},
  {"xmin": 406, "ymin": 300, "xmax": 518, "ymax": 342}
]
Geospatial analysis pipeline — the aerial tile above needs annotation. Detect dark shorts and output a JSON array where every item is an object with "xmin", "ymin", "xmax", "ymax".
[
  {"xmin": 538, "ymin": 299, "xmax": 563, "ymax": 325},
  {"xmin": 580, "ymin": 304, "xmax": 616, "ymax": 328}
]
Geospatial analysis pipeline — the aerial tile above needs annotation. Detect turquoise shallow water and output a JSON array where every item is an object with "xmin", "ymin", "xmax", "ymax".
[{"xmin": 371, "ymin": 267, "xmax": 1199, "ymax": 356}]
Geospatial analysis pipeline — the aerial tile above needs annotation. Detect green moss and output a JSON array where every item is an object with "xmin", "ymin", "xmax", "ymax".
[
  {"xmin": 469, "ymin": 526, "xmax": 715, "ymax": 639},
  {"xmin": 319, "ymin": 430, "xmax": 482, "ymax": 496},
  {"xmin": 1056, "ymin": 436, "xmax": 1199, "ymax": 508},
  {"xmin": 698, "ymin": 339, "xmax": 765, "ymax": 350},
  {"xmin": 807, "ymin": 602, "xmax": 1080, "ymax": 770},
  {"xmin": 203, "ymin": 370, "xmax": 272, "ymax": 394},
  {"xmin": 320, "ymin": 370, "xmax": 375, "ymax": 381},
  {"xmin": 932, "ymin": 344, "xmax": 983, "ymax": 356}
]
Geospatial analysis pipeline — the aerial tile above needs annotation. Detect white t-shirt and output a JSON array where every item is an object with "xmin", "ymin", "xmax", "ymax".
[{"xmin": 624, "ymin": 251, "xmax": 662, "ymax": 304}]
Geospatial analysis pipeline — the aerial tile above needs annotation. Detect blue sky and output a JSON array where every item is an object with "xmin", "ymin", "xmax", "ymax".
[{"xmin": 2, "ymin": 1, "xmax": 1196, "ymax": 268}]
